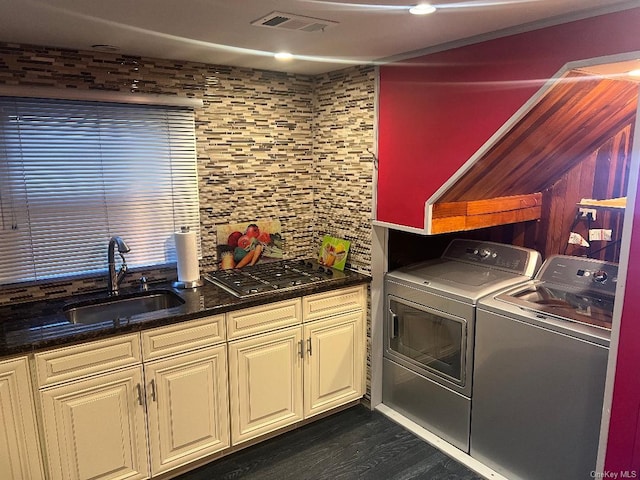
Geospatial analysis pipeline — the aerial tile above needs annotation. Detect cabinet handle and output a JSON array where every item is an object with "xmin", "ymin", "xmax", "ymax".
[
  {"xmin": 136, "ymin": 383, "xmax": 144, "ymax": 406},
  {"xmin": 150, "ymin": 379, "xmax": 157, "ymax": 402},
  {"xmin": 307, "ymin": 337, "xmax": 312, "ymax": 356},
  {"xmin": 298, "ymin": 339, "xmax": 304, "ymax": 359}
]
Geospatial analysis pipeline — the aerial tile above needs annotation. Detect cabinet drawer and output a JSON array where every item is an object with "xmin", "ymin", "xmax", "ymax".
[
  {"xmin": 142, "ymin": 315, "xmax": 225, "ymax": 361},
  {"xmin": 35, "ymin": 334, "xmax": 141, "ymax": 387},
  {"xmin": 227, "ymin": 299, "xmax": 302, "ymax": 340},
  {"xmin": 303, "ymin": 286, "xmax": 366, "ymax": 322}
]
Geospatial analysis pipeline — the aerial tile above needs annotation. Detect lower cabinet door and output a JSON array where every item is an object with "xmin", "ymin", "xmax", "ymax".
[
  {"xmin": 228, "ymin": 326, "xmax": 303, "ymax": 444},
  {"xmin": 144, "ymin": 344, "xmax": 230, "ymax": 476},
  {"xmin": 40, "ymin": 367, "xmax": 149, "ymax": 480},
  {"xmin": 0, "ymin": 357, "xmax": 45, "ymax": 480},
  {"xmin": 304, "ymin": 311, "xmax": 364, "ymax": 418}
]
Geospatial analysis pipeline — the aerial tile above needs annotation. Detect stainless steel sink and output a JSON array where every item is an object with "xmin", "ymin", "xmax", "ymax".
[{"xmin": 63, "ymin": 290, "xmax": 185, "ymax": 324}]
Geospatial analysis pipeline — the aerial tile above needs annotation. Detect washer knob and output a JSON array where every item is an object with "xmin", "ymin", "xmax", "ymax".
[{"xmin": 593, "ymin": 270, "xmax": 608, "ymax": 283}]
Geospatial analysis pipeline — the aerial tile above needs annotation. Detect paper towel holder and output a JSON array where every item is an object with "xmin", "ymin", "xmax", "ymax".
[
  {"xmin": 173, "ymin": 225, "xmax": 203, "ymax": 289},
  {"xmin": 172, "ymin": 279, "xmax": 203, "ymax": 289}
]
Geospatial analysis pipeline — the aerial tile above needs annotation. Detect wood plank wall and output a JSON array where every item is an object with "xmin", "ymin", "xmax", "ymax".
[
  {"xmin": 540, "ymin": 123, "xmax": 633, "ymax": 262},
  {"xmin": 438, "ymin": 74, "xmax": 638, "ymax": 203}
]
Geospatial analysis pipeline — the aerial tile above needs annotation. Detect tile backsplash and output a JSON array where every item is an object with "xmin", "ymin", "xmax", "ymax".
[{"xmin": 0, "ymin": 42, "xmax": 375, "ymax": 305}]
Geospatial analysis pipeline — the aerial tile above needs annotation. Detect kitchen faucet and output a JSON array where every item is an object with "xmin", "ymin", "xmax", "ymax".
[{"xmin": 108, "ymin": 236, "xmax": 130, "ymax": 295}]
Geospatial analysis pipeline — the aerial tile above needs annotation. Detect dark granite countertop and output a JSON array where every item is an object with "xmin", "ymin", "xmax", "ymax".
[{"xmin": 0, "ymin": 270, "xmax": 370, "ymax": 357}]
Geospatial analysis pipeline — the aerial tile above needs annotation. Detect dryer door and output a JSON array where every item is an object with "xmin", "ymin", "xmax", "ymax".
[{"xmin": 385, "ymin": 294, "xmax": 467, "ymax": 388}]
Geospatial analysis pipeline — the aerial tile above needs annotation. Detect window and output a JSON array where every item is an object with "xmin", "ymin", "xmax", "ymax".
[{"xmin": 0, "ymin": 96, "xmax": 200, "ymax": 285}]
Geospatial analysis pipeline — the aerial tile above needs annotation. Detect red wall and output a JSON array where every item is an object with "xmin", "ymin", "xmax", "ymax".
[
  {"xmin": 605, "ymin": 178, "xmax": 640, "ymax": 473},
  {"xmin": 378, "ymin": 7, "xmax": 640, "ymax": 229},
  {"xmin": 378, "ymin": 5, "xmax": 640, "ymax": 472}
]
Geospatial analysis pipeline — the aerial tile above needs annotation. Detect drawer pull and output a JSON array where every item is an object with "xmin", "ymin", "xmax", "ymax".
[
  {"xmin": 136, "ymin": 383, "xmax": 144, "ymax": 406},
  {"xmin": 307, "ymin": 337, "xmax": 313, "ymax": 356},
  {"xmin": 298, "ymin": 339, "xmax": 304, "ymax": 359}
]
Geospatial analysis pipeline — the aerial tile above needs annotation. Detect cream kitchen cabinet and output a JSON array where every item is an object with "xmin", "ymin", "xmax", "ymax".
[
  {"xmin": 302, "ymin": 286, "xmax": 366, "ymax": 418},
  {"xmin": 26, "ymin": 285, "xmax": 366, "ymax": 479},
  {"xmin": 40, "ymin": 365, "xmax": 150, "ymax": 480},
  {"xmin": 144, "ymin": 344, "xmax": 229, "ymax": 476},
  {"xmin": 227, "ymin": 298, "xmax": 304, "ymax": 445},
  {"xmin": 0, "ymin": 356, "xmax": 45, "ymax": 480},
  {"xmin": 141, "ymin": 314, "xmax": 229, "ymax": 476},
  {"xmin": 303, "ymin": 310, "xmax": 364, "ymax": 418},
  {"xmin": 36, "ymin": 314, "xmax": 228, "ymax": 480},
  {"xmin": 37, "ymin": 334, "xmax": 150, "ymax": 480},
  {"xmin": 228, "ymin": 325, "xmax": 304, "ymax": 444},
  {"xmin": 228, "ymin": 286, "xmax": 366, "ymax": 445}
]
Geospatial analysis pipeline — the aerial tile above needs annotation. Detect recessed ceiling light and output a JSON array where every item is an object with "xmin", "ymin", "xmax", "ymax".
[
  {"xmin": 274, "ymin": 52, "xmax": 293, "ymax": 60},
  {"xmin": 409, "ymin": 3, "xmax": 436, "ymax": 15},
  {"xmin": 629, "ymin": 68, "xmax": 640, "ymax": 77}
]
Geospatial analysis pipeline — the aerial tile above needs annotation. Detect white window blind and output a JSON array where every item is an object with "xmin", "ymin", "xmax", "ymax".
[{"xmin": 0, "ymin": 97, "xmax": 200, "ymax": 285}]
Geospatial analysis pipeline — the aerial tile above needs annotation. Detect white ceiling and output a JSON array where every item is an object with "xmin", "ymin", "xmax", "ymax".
[{"xmin": 0, "ymin": 0, "xmax": 637, "ymax": 75}]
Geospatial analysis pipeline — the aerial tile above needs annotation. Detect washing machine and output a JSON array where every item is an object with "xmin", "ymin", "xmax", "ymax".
[{"xmin": 471, "ymin": 255, "xmax": 616, "ymax": 480}]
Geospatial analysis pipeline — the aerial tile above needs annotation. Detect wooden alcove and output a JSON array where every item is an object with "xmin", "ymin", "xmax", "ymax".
[{"xmin": 429, "ymin": 66, "xmax": 639, "ymax": 237}]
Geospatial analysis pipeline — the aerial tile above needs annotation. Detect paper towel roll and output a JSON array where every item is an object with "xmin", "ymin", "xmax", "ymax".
[{"xmin": 175, "ymin": 228, "xmax": 200, "ymax": 282}]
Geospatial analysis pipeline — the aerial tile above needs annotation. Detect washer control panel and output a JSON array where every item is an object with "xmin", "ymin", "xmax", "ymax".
[{"xmin": 540, "ymin": 255, "xmax": 618, "ymax": 295}]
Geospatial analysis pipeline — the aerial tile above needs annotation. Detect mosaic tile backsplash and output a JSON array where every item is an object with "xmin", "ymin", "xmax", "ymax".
[
  {"xmin": 0, "ymin": 42, "xmax": 375, "ymax": 400},
  {"xmin": 0, "ymin": 42, "xmax": 375, "ymax": 304}
]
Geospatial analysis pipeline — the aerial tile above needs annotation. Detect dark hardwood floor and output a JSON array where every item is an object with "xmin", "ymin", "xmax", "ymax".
[{"xmin": 175, "ymin": 405, "xmax": 484, "ymax": 480}]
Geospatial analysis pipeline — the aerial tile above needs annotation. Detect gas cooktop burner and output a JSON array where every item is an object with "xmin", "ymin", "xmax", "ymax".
[{"xmin": 203, "ymin": 259, "xmax": 346, "ymax": 298}]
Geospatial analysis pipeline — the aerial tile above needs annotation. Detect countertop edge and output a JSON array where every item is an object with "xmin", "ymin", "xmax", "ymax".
[{"xmin": 0, "ymin": 274, "xmax": 371, "ymax": 358}]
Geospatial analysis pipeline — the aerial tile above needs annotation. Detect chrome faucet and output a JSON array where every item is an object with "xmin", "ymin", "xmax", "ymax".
[{"xmin": 108, "ymin": 236, "xmax": 130, "ymax": 296}]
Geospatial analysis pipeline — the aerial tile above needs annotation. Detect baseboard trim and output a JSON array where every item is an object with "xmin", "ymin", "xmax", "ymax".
[{"xmin": 375, "ymin": 404, "xmax": 508, "ymax": 480}]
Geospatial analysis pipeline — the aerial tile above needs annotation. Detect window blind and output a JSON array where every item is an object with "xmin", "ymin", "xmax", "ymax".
[{"xmin": 0, "ymin": 97, "xmax": 200, "ymax": 285}]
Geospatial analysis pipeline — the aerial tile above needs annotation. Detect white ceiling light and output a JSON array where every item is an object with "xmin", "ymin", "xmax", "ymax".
[
  {"xmin": 629, "ymin": 69, "xmax": 640, "ymax": 77},
  {"xmin": 274, "ymin": 52, "xmax": 294, "ymax": 60},
  {"xmin": 409, "ymin": 3, "xmax": 436, "ymax": 15}
]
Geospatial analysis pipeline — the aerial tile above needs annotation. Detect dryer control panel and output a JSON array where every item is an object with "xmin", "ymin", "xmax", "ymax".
[{"xmin": 443, "ymin": 239, "xmax": 541, "ymax": 276}]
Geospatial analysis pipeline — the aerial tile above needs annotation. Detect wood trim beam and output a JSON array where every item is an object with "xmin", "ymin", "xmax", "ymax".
[{"xmin": 431, "ymin": 193, "xmax": 542, "ymax": 234}]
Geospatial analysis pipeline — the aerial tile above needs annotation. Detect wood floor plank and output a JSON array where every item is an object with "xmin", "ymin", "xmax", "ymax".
[{"xmin": 175, "ymin": 405, "xmax": 484, "ymax": 479}]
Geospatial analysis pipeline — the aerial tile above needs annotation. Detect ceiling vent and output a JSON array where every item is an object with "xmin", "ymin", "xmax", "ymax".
[{"xmin": 250, "ymin": 11, "xmax": 338, "ymax": 33}]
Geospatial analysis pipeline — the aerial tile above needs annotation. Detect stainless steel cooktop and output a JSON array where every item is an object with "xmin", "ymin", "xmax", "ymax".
[{"xmin": 204, "ymin": 259, "xmax": 346, "ymax": 298}]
